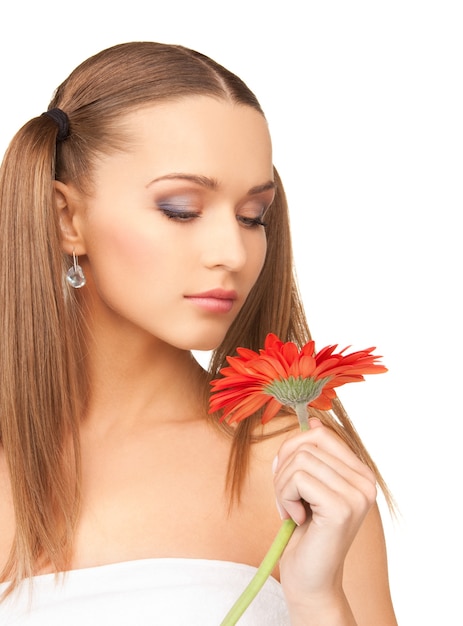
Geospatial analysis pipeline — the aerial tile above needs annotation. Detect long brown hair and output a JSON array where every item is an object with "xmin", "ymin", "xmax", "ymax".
[{"xmin": 0, "ymin": 42, "xmax": 392, "ymax": 596}]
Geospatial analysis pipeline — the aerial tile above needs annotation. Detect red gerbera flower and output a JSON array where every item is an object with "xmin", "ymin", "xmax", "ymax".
[{"xmin": 209, "ymin": 333, "xmax": 387, "ymax": 430}]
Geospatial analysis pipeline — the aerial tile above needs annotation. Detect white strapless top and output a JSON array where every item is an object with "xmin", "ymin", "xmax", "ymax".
[{"xmin": 0, "ymin": 558, "xmax": 291, "ymax": 625}]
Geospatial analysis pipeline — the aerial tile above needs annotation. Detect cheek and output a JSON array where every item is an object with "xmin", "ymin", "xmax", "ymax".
[
  {"xmin": 249, "ymin": 232, "xmax": 267, "ymax": 282},
  {"xmin": 85, "ymin": 220, "xmax": 174, "ymax": 290}
]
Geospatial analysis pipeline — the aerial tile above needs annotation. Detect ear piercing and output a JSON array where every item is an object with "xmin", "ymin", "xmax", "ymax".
[{"xmin": 66, "ymin": 251, "xmax": 86, "ymax": 289}]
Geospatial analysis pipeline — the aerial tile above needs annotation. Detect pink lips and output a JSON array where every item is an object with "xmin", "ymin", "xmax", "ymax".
[{"xmin": 185, "ymin": 289, "xmax": 238, "ymax": 313}]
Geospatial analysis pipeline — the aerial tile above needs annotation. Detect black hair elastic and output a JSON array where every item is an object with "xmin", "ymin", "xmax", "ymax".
[{"xmin": 41, "ymin": 107, "xmax": 70, "ymax": 142}]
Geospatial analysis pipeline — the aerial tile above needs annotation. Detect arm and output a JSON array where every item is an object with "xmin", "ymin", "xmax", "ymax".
[
  {"xmin": 342, "ymin": 503, "xmax": 397, "ymax": 625},
  {"xmin": 274, "ymin": 419, "xmax": 397, "ymax": 625}
]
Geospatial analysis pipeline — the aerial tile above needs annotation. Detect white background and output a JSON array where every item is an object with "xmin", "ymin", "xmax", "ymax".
[{"xmin": 1, "ymin": 2, "xmax": 461, "ymax": 624}]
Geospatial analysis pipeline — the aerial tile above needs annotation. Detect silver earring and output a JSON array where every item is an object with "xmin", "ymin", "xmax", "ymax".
[{"xmin": 66, "ymin": 251, "xmax": 86, "ymax": 288}]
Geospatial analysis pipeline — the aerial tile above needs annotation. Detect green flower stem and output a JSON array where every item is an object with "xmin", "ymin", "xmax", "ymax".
[
  {"xmin": 294, "ymin": 402, "xmax": 310, "ymax": 431},
  {"xmin": 219, "ymin": 518, "xmax": 297, "ymax": 626},
  {"xmin": 220, "ymin": 403, "xmax": 310, "ymax": 624}
]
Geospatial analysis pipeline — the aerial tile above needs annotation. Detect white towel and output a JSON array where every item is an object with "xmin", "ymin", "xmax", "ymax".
[{"xmin": 0, "ymin": 558, "xmax": 291, "ymax": 625}]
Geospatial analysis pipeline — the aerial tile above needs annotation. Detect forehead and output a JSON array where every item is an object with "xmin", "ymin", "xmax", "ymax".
[{"xmin": 113, "ymin": 96, "xmax": 274, "ymax": 185}]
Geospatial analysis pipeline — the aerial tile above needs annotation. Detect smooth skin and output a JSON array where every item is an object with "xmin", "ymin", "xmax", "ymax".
[{"xmin": 0, "ymin": 97, "xmax": 397, "ymax": 624}]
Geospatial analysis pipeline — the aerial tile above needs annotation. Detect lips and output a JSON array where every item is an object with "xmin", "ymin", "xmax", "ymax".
[
  {"xmin": 187, "ymin": 289, "xmax": 238, "ymax": 300},
  {"xmin": 184, "ymin": 289, "xmax": 238, "ymax": 313}
]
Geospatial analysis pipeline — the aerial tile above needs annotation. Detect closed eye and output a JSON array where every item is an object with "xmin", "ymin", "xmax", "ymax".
[
  {"xmin": 160, "ymin": 208, "xmax": 200, "ymax": 221},
  {"xmin": 157, "ymin": 198, "xmax": 201, "ymax": 221},
  {"xmin": 237, "ymin": 215, "xmax": 268, "ymax": 228}
]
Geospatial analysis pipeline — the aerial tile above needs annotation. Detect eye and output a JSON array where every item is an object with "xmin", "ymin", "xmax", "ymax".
[
  {"xmin": 157, "ymin": 199, "xmax": 201, "ymax": 222},
  {"xmin": 237, "ymin": 201, "xmax": 270, "ymax": 229},
  {"xmin": 160, "ymin": 207, "xmax": 200, "ymax": 222},
  {"xmin": 237, "ymin": 215, "xmax": 268, "ymax": 228}
]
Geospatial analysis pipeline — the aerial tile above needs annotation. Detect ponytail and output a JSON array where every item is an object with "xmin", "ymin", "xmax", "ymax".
[{"xmin": 0, "ymin": 116, "xmax": 82, "ymax": 591}]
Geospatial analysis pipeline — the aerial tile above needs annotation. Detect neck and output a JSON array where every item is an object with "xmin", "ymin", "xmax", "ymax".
[{"xmin": 79, "ymin": 310, "xmax": 209, "ymax": 433}]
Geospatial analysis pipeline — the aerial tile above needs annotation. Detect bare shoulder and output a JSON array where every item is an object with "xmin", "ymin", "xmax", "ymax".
[
  {"xmin": 0, "ymin": 445, "xmax": 14, "ymax": 573},
  {"xmin": 343, "ymin": 503, "xmax": 398, "ymax": 625},
  {"xmin": 251, "ymin": 413, "xmax": 299, "ymax": 454}
]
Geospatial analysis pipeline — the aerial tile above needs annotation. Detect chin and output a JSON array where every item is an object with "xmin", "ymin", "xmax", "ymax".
[
  {"xmin": 189, "ymin": 339, "xmax": 221, "ymax": 352},
  {"xmin": 175, "ymin": 327, "xmax": 228, "ymax": 353}
]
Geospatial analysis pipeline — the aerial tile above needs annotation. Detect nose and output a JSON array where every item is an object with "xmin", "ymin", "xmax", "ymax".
[{"xmin": 200, "ymin": 209, "xmax": 247, "ymax": 272}]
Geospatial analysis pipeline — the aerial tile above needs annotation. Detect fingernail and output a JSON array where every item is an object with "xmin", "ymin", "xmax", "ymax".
[
  {"xmin": 275, "ymin": 498, "xmax": 286, "ymax": 520},
  {"xmin": 272, "ymin": 455, "xmax": 279, "ymax": 474}
]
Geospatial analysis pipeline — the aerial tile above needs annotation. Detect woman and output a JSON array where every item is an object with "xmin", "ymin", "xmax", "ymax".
[{"xmin": 0, "ymin": 42, "xmax": 397, "ymax": 624}]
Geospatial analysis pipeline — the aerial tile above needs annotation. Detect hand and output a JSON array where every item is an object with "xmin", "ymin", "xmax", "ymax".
[{"xmin": 274, "ymin": 418, "xmax": 377, "ymax": 614}]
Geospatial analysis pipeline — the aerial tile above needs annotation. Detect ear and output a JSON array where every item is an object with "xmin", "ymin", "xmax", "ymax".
[{"xmin": 54, "ymin": 181, "xmax": 87, "ymax": 256}]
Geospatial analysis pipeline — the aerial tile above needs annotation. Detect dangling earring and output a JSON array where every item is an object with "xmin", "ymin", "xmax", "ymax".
[{"xmin": 66, "ymin": 250, "xmax": 86, "ymax": 288}]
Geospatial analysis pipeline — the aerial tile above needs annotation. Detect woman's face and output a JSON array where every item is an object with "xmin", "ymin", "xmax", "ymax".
[{"xmin": 68, "ymin": 97, "xmax": 274, "ymax": 351}]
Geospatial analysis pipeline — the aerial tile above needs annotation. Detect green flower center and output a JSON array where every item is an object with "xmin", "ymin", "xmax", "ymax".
[{"xmin": 264, "ymin": 375, "xmax": 331, "ymax": 407}]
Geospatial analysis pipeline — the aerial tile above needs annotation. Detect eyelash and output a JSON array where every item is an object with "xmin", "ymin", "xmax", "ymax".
[
  {"xmin": 159, "ymin": 207, "xmax": 267, "ymax": 228},
  {"xmin": 238, "ymin": 216, "xmax": 268, "ymax": 228},
  {"xmin": 160, "ymin": 208, "xmax": 199, "ymax": 221}
]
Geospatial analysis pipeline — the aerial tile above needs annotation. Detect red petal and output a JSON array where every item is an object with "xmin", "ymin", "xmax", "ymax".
[
  {"xmin": 300, "ymin": 340, "xmax": 316, "ymax": 357},
  {"xmin": 309, "ymin": 392, "xmax": 335, "ymax": 410},
  {"xmin": 297, "ymin": 355, "xmax": 317, "ymax": 378},
  {"xmin": 264, "ymin": 333, "xmax": 282, "ymax": 351},
  {"xmin": 261, "ymin": 397, "xmax": 284, "ymax": 424},
  {"xmin": 236, "ymin": 347, "xmax": 259, "ymax": 360},
  {"xmin": 224, "ymin": 394, "xmax": 271, "ymax": 423},
  {"xmin": 281, "ymin": 341, "xmax": 299, "ymax": 363}
]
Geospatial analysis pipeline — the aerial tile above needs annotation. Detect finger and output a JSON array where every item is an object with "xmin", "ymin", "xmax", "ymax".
[
  {"xmin": 277, "ymin": 440, "xmax": 376, "ymax": 493},
  {"xmin": 276, "ymin": 421, "xmax": 373, "ymax": 482},
  {"xmin": 274, "ymin": 446, "xmax": 376, "ymax": 525}
]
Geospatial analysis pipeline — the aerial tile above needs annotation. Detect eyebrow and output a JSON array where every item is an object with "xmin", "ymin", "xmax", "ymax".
[
  {"xmin": 247, "ymin": 181, "xmax": 276, "ymax": 195},
  {"xmin": 147, "ymin": 173, "xmax": 275, "ymax": 195}
]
